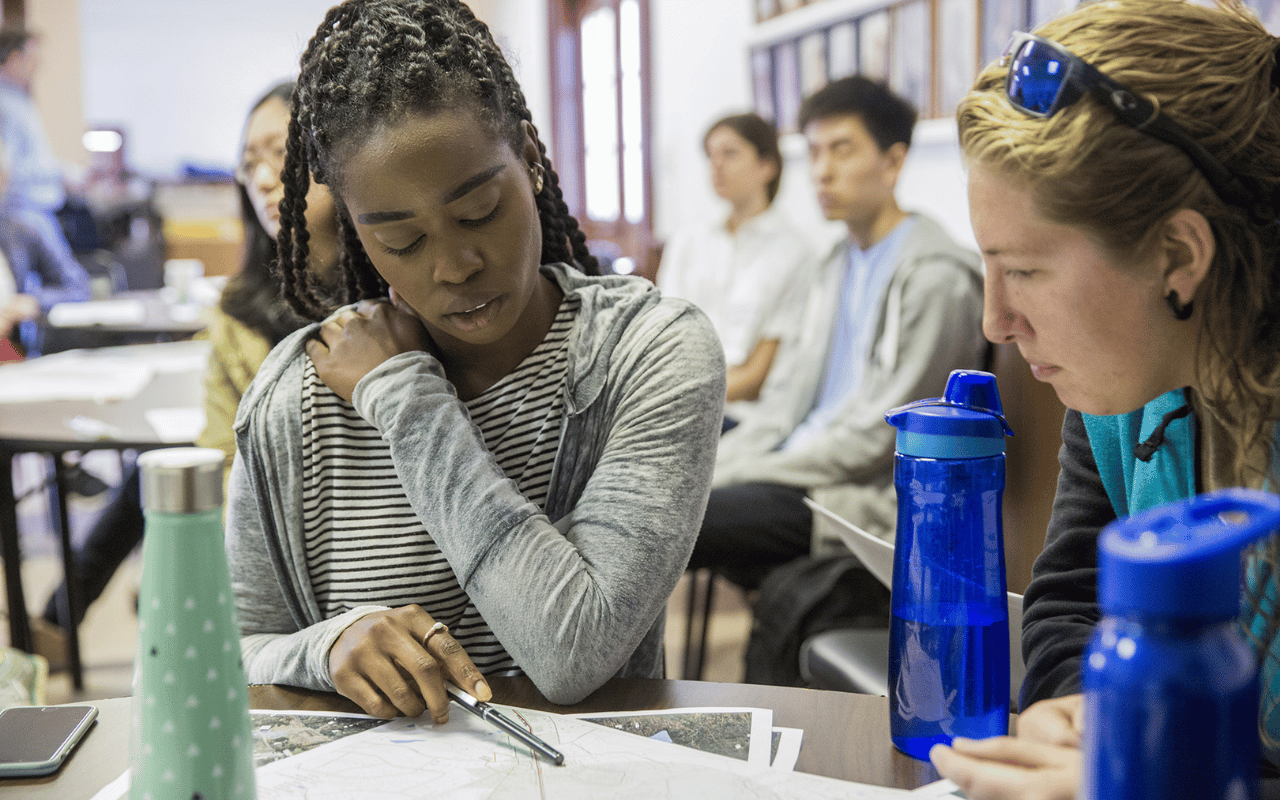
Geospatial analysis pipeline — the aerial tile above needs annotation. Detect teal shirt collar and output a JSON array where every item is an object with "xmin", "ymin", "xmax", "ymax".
[{"xmin": 1081, "ymin": 388, "xmax": 1196, "ymax": 518}]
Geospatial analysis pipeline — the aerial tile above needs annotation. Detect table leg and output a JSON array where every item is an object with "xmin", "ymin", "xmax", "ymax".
[
  {"xmin": 49, "ymin": 456, "xmax": 84, "ymax": 690},
  {"xmin": 0, "ymin": 452, "xmax": 31, "ymax": 653}
]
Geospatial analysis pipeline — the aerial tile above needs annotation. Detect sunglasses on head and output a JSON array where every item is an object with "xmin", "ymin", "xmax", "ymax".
[{"xmin": 1002, "ymin": 31, "xmax": 1257, "ymax": 213}]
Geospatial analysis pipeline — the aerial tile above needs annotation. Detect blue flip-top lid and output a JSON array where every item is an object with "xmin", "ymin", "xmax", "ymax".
[
  {"xmin": 1099, "ymin": 488, "xmax": 1280, "ymax": 621},
  {"xmin": 884, "ymin": 370, "xmax": 1014, "ymax": 458}
]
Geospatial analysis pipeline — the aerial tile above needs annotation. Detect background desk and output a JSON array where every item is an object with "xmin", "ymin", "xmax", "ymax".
[
  {"xmin": 0, "ymin": 340, "xmax": 208, "ymax": 687},
  {"xmin": 38, "ymin": 290, "xmax": 211, "ymax": 354},
  {"xmin": 4, "ymin": 677, "xmax": 941, "ymax": 799}
]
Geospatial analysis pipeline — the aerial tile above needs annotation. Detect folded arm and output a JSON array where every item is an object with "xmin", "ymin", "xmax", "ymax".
[
  {"xmin": 716, "ymin": 256, "xmax": 984, "ymax": 489},
  {"xmin": 353, "ymin": 308, "xmax": 724, "ymax": 703}
]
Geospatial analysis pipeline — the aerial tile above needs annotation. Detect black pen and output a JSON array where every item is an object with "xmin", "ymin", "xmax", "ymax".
[{"xmin": 445, "ymin": 683, "xmax": 566, "ymax": 766}]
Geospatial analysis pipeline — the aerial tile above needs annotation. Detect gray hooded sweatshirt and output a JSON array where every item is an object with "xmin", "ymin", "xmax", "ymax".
[
  {"xmin": 714, "ymin": 214, "xmax": 986, "ymax": 554},
  {"xmin": 225, "ymin": 264, "xmax": 725, "ymax": 704}
]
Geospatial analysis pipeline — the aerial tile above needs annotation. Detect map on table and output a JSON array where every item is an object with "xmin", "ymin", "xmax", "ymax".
[
  {"xmin": 252, "ymin": 704, "xmax": 919, "ymax": 799},
  {"xmin": 250, "ymin": 710, "xmax": 385, "ymax": 767}
]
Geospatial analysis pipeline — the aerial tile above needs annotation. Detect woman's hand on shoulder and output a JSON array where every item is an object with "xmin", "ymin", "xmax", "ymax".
[
  {"xmin": 327, "ymin": 605, "xmax": 491, "ymax": 720},
  {"xmin": 306, "ymin": 298, "xmax": 433, "ymax": 402},
  {"xmin": 929, "ymin": 736, "xmax": 1081, "ymax": 800}
]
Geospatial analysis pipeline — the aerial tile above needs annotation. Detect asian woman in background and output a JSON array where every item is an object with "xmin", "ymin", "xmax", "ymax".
[{"xmin": 656, "ymin": 113, "xmax": 811, "ymax": 421}]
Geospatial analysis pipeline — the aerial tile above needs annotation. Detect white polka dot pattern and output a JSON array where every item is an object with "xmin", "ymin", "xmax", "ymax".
[{"xmin": 130, "ymin": 507, "xmax": 255, "ymax": 799}]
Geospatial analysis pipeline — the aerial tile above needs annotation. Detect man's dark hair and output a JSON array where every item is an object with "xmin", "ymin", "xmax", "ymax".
[
  {"xmin": 797, "ymin": 76, "xmax": 917, "ymax": 151},
  {"xmin": 0, "ymin": 27, "xmax": 32, "ymax": 66}
]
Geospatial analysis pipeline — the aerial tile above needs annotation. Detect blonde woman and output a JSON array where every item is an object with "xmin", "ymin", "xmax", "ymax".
[{"xmin": 930, "ymin": 2, "xmax": 1280, "ymax": 797}]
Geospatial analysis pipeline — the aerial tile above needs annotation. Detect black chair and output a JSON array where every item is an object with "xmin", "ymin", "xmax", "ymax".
[
  {"xmin": 679, "ymin": 564, "xmax": 771, "ymax": 681},
  {"xmin": 680, "ymin": 567, "xmax": 719, "ymax": 681},
  {"xmin": 800, "ymin": 628, "xmax": 890, "ymax": 696}
]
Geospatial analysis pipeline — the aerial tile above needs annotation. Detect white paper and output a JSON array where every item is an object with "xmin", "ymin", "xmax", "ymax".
[
  {"xmin": 123, "ymin": 339, "xmax": 211, "ymax": 373},
  {"xmin": 144, "ymin": 407, "xmax": 207, "ymax": 443},
  {"xmin": 254, "ymin": 705, "xmax": 916, "ymax": 799},
  {"xmin": 47, "ymin": 299, "xmax": 147, "ymax": 327},
  {"xmin": 0, "ymin": 359, "xmax": 153, "ymax": 403},
  {"xmin": 88, "ymin": 767, "xmax": 128, "ymax": 800},
  {"xmin": 771, "ymin": 726, "xmax": 803, "ymax": 771},
  {"xmin": 0, "ymin": 340, "xmax": 210, "ymax": 404},
  {"xmin": 910, "ymin": 778, "xmax": 964, "ymax": 797}
]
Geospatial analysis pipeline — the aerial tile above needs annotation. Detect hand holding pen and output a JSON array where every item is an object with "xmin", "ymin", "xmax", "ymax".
[
  {"xmin": 327, "ymin": 608, "xmax": 492, "ymax": 721},
  {"xmin": 446, "ymin": 682, "xmax": 566, "ymax": 766},
  {"xmin": 326, "ymin": 608, "xmax": 564, "ymax": 764}
]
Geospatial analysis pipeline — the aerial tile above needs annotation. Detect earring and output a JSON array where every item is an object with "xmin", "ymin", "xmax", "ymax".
[
  {"xmin": 1165, "ymin": 290, "xmax": 1194, "ymax": 321},
  {"xmin": 531, "ymin": 164, "xmax": 545, "ymax": 195}
]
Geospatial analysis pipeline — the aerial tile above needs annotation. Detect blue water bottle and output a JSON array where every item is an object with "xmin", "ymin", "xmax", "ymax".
[
  {"xmin": 1083, "ymin": 489, "xmax": 1280, "ymax": 800},
  {"xmin": 884, "ymin": 369, "xmax": 1013, "ymax": 759}
]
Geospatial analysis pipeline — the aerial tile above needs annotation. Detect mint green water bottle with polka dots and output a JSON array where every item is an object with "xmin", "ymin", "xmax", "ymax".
[{"xmin": 131, "ymin": 447, "xmax": 254, "ymax": 800}]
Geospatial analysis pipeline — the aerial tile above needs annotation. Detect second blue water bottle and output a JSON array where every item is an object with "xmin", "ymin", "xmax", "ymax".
[{"xmin": 884, "ymin": 370, "xmax": 1013, "ymax": 759}]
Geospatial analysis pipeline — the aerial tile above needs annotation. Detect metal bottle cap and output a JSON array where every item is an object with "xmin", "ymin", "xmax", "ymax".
[{"xmin": 138, "ymin": 447, "xmax": 224, "ymax": 514}]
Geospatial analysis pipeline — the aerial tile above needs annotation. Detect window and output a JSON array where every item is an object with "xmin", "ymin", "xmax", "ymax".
[{"xmin": 549, "ymin": 0, "xmax": 655, "ymax": 279}]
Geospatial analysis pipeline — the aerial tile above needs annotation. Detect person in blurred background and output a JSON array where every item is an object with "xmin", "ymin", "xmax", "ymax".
[
  {"xmin": 657, "ymin": 113, "xmax": 811, "ymax": 425},
  {"xmin": 198, "ymin": 79, "xmax": 339, "ymax": 485},
  {"xmin": 0, "ymin": 25, "xmax": 89, "ymax": 354},
  {"xmin": 0, "ymin": 132, "xmax": 86, "ymax": 355},
  {"xmin": 28, "ymin": 80, "xmax": 338, "ymax": 668}
]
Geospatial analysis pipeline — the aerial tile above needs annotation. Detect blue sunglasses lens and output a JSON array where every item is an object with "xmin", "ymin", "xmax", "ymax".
[{"xmin": 1007, "ymin": 39, "xmax": 1067, "ymax": 115}]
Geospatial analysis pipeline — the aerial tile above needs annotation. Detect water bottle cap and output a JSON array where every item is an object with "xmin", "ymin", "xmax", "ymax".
[
  {"xmin": 885, "ymin": 370, "xmax": 1013, "ymax": 458},
  {"xmin": 1099, "ymin": 488, "xmax": 1280, "ymax": 621},
  {"xmin": 138, "ymin": 447, "xmax": 224, "ymax": 514}
]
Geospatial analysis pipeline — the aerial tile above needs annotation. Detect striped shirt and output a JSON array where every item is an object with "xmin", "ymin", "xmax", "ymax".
[{"xmin": 300, "ymin": 297, "xmax": 578, "ymax": 674}]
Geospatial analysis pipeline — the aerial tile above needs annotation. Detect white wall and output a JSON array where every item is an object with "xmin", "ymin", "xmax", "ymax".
[
  {"xmin": 477, "ymin": 0, "xmax": 552, "ymax": 152},
  {"xmin": 77, "ymin": 0, "xmax": 550, "ymax": 181},
  {"xmin": 649, "ymin": 0, "xmax": 755, "ymax": 241},
  {"xmin": 75, "ymin": 0, "xmax": 972, "ymax": 249},
  {"xmin": 80, "ymin": 0, "xmax": 351, "ymax": 178}
]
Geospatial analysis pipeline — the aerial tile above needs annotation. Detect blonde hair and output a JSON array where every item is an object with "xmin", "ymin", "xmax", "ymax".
[
  {"xmin": 959, "ymin": 0, "xmax": 1280, "ymax": 749},
  {"xmin": 959, "ymin": 0, "xmax": 1280, "ymax": 487}
]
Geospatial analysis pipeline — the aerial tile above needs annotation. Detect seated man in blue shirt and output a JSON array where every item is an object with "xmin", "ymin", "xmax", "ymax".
[{"xmin": 687, "ymin": 78, "xmax": 987, "ymax": 676}]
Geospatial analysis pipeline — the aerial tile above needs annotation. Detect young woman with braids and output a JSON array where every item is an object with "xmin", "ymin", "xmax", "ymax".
[
  {"xmin": 224, "ymin": 0, "xmax": 724, "ymax": 721},
  {"xmin": 922, "ymin": 2, "xmax": 1280, "ymax": 797}
]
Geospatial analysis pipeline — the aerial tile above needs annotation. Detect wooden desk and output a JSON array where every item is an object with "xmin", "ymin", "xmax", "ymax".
[
  {"xmin": 4, "ymin": 677, "xmax": 940, "ymax": 798},
  {"xmin": 0, "ymin": 340, "xmax": 208, "ymax": 688}
]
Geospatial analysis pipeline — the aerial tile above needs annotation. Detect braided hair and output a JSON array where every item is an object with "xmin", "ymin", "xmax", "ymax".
[{"xmin": 277, "ymin": 0, "xmax": 599, "ymax": 320}]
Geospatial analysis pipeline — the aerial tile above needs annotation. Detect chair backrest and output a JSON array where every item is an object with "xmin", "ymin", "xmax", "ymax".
[{"xmin": 989, "ymin": 342, "xmax": 1066, "ymax": 594}]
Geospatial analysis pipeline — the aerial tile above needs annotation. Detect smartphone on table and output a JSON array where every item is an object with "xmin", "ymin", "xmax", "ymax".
[{"xmin": 0, "ymin": 704, "xmax": 98, "ymax": 777}]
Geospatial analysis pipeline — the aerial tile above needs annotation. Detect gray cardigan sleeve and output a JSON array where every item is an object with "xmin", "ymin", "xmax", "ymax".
[{"xmin": 346, "ymin": 305, "xmax": 725, "ymax": 704}]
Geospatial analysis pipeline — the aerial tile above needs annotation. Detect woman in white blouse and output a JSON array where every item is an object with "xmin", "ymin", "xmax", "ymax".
[{"xmin": 656, "ymin": 113, "xmax": 812, "ymax": 422}]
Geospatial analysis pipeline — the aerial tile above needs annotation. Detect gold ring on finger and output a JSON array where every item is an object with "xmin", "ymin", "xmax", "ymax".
[{"xmin": 423, "ymin": 621, "xmax": 449, "ymax": 649}]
